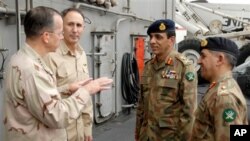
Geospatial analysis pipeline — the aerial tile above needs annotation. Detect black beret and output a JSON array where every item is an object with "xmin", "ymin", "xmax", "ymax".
[
  {"xmin": 200, "ymin": 37, "xmax": 239, "ymax": 59},
  {"xmin": 147, "ymin": 19, "xmax": 175, "ymax": 35}
]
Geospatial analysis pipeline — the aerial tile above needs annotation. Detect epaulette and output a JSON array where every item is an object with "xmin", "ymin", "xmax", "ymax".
[
  {"xmin": 175, "ymin": 54, "xmax": 192, "ymax": 66},
  {"xmin": 217, "ymin": 82, "xmax": 230, "ymax": 96}
]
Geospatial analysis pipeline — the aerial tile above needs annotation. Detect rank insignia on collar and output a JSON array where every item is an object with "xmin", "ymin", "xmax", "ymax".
[
  {"xmin": 223, "ymin": 108, "xmax": 237, "ymax": 122},
  {"xmin": 166, "ymin": 58, "xmax": 173, "ymax": 65},
  {"xmin": 185, "ymin": 72, "xmax": 195, "ymax": 81}
]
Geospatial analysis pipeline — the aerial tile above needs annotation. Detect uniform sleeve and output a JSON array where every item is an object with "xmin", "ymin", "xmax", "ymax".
[
  {"xmin": 179, "ymin": 64, "xmax": 198, "ymax": 140},
  {"xmin": 135, "ymin": 86, "xmax": 144, "ymax": 140},
  {"xmin": 213, "ymin": 94, "xmax": 247, "ymax": 141},
  {"xmin": 82, "ymin": 98, "xmax": 93, "ymax": 136},
  {"xmin": 23, "ymin": 71, "xmax": 90, "ymax": 128}
]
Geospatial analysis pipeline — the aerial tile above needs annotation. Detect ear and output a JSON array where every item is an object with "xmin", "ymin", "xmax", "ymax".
[
  {"xmin": 41, "ymin": 32, "xmax": 50, "ymax": 43},
  {"xmin": 169, "ymin": 36, "xmax": 176, "ymax": 44},
  {"xmin": 216, "ymin": 52, "xmax": 225, "ymax": 65}
]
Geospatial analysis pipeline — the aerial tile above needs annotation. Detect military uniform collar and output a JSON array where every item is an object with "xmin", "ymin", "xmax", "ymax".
[
  {"xmin": 208, "ymin": 71, "xmax": 233, "ymax": 91},
  {"xmin": 151, "ymin": 50, "xmax": 177, "ymax": 70},
  {"xmin": 22, "ymin": 43, "xmax": 53, "ymax": 75},
  {"xmin": 22, "ymin": 43, "xmax": 42, "ymax": 60},
  {"xmin": 216, "ymin": 71, "xmax": 233, "ymax": 83},
  {"xmin": 59, "ymin": 40, "xmax": 84, "ymax": 56}
]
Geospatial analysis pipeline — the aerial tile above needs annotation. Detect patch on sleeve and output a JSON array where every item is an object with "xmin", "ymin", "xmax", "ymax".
[
  {"xmin": 185, "ymin": 72, "xmax": 195, "ymax": 81},
  {"xmin": 223, "ymin": 108, "xmax": 237, "ymax": 122}
]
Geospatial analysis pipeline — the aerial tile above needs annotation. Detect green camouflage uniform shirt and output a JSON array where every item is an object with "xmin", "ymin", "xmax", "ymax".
[
  {"xmin": 192, "ymin": 72, "xmax": 248, "ymax": 141},
  {"xmin": 135, "ymin": 50, "xmax": 197, "ymax": 141}
]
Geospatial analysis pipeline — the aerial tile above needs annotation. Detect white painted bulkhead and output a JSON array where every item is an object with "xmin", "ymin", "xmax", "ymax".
[{"xmin": 0, "ymin": 0, "xmax": 176, "ymax": 140}]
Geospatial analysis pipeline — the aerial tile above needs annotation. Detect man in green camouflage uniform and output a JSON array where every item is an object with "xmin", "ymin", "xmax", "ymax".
[
  {"xmin": 135, "ymin": 19, "xmax": 197, "ymax": 141},
  {"xmin": 192, "ymin": 37, "xmax": 248, "ymax": 141}
]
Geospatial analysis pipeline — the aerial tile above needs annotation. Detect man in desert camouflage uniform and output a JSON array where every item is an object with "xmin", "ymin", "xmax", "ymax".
[
  {"xmin": 192, "ymin": 37, "xmax": 248, "ymax": 141},
  {"xmin": 135, "ymin": 19, "xmax": 197, "ymax": 141},
  {"xmin": 44, "ymin": 8, "xmax": 93, "ymax": 141},
  {"xmin": 3, "ymin": 6, "xmax": 112, "ymax": 141}
]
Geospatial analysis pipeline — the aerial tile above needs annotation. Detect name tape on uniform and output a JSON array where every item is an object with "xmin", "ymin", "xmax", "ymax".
[{"xmin": 230, "ymin": 125, "xmax": 250, "ymax": 141}]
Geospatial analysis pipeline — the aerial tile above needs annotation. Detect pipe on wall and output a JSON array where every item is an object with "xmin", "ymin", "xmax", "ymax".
[
  {"xmin": 0, "ymin": 3, "xmax": 27, "ymax": 51},
  {"xmin": 75, "ymin": 2, "xmax": 153, "ymax": 116},
  {"xmin": 15, "ymin": 0, "xmax": 21, "ymax": 50},
  {"xmin": 0, "ymin": 7, "xmax": 26, "ymax": 15},
  {"xmin": 75, "ymin": 2, "xmax": 153, "ymax": 22},
  {"xmin": 114, "ymin": 17, "xmax": 132, "ymax": 116}
]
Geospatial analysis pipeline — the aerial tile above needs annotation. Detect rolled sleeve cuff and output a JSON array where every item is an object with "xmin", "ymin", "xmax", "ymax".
[{"xmin": 58, "ymin": 84, "xmax": 70, "ymax": 94}]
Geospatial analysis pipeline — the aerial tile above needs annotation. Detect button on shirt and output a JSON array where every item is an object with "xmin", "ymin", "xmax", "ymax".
[
  {"xmin": 136, "ymin": 50, "xmax": 197, "ymax": 141},
  {"xmin": 44, "ymin": 40, "xmax": 93, "ymax": 141},
  {"xmin": 192, "ymin": 72, "xmax": 248, "ymax": 141}
]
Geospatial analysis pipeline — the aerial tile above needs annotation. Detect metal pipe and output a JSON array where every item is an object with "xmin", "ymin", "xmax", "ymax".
[
  {"xmin": 165, "ymin": 0, "xmax": 167, "ymax": 19},
  {"xmin": 176, "ymin": 13, "xmax": 201, "ymax": 35},
  {"xmin": 114, "ymin": 18, "xmax": 131, "ymax": 116},
  {"xmin": 0, "ymin": 7, "xmax": 26, "ymax": 15},
  {"xmin": 127, "ymin": 0, "xmax": 130, "ymax": 13},
  {"xmin": 176, "ymin": 0, "xmax": 209, "ymax": 34},
  {"xmin": 15, "ymin": 0, "xmax": 21, "ymax": 50},
  {"xmin": 30, "ymin": 0, "xmax": 33, "ymax": 9},
  {"xmin": 26, "ymin": 0, "xmax": 29, "ymax": 11},
  {"xmin": 75, "ymin": 3, "xmax": 153, "ymax": 22},
  {"xmin": 172, "ymin": 0, "xmax": 175, "ymax": 20},
  {"xmin": 185, "ymin": 2, "xmax": 250, "ymax": 25},
  {"xmin": 205, "ymin": 30, "xmax": 250, "ymax": 39},
  {"xmin": 165, "ymin": 0, "xmax": 175, "ymax": 20},
  {"xmin": 86, "ymin": 52, "xmax": 107, "ymax": 56}
]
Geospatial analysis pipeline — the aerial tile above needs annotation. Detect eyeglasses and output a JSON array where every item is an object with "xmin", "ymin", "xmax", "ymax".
[
  {"xmin": 41, "ymin": 31, "xmax": 64, "ymax": 37},
  {"xmin": 47, "ymin": 31, "xmax": 64, "ymax": 37}
]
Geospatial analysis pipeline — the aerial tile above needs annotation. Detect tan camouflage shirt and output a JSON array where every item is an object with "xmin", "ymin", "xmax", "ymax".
[
  {"xmin": 4, "ymin": 43, "xmax": 90, "ymax": 141},
  {"xmin": 192, "ymin": 72, "xmax": 248, "ymax": 141},
  {"xmin": 44, "ymin": 40, "xmax": 93, "ymax": 141},
  {"xmin": 135, "ymin": 50, "xmax": 197, "ymax": 141}
]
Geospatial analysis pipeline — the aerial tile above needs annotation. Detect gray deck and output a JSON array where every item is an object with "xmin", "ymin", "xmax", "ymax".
[
  {"xmin": 93, "ymin": 85, "xmax": 250, "ymax": 141},
  {"xmin": 93, "ymin": 109, "xmax": 136, "ymax": 141}
]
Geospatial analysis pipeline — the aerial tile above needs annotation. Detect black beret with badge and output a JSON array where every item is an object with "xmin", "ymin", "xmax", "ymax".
[
  {"xmin": 147, "ymin": 19, "xmax": 176, "ymax": 35},
  {"xmin": 200, "ymin": 37, "xmax": 239, "ymax": 59}
]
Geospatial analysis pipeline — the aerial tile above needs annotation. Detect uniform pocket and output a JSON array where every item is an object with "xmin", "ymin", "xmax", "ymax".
[
  {"xmin": 158, "ymin": 115, "xmax": 178, "ymax": 129},
  {"xmin": 57, "ymin": 64, "xmax": 73, "ymax": 78},
  {"xmin": 157, "ymin": 79, "xmax": 178, "ymax": 89},
  {"xmin": 157, "ymin": 79, "xmax": 179, "ymax": 101},
  {"xmin": 140, "ymin": 75, "xmax": 151, "ymax": 92}
]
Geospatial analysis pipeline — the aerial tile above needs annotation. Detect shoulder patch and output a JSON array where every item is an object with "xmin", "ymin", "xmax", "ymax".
[
  {"xmin": 185, "ymin": 72, "xmax": 195, "ymax": 81},
  {"xmin": 175, "ymin": 54, "xmax": 192, "ymax": 66},
  {"xmin": 223, "ymin": 108, "xmax": 237, "ymax": 122}
]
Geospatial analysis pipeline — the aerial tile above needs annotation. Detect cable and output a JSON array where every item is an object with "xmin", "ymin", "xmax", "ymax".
[{"xmin": 121, "ymin": 53, "xmax": 140, "ymax": 105}]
